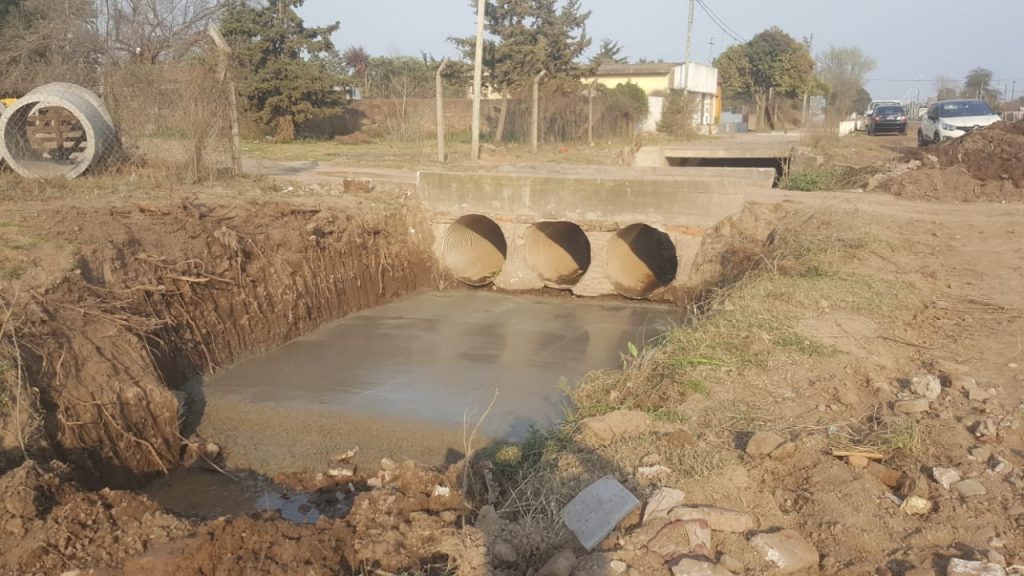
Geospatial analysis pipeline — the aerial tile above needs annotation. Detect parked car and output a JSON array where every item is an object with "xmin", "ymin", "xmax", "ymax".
[
  {"xmin": 918, "ymin": 99, "xmax": 1002, "ymax": 147},
  {"xmin": 867, "ymin": 105, "xmax": 908, "ymax": 135}
]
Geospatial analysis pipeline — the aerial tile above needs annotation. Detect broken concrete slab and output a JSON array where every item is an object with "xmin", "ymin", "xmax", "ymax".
[{"xmin": 562, "ymin": 476, "xmax": 641, "ymax": 551}]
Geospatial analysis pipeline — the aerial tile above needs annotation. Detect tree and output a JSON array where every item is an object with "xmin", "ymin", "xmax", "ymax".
[
  {"xmin": 0, "ymin": 0, "xmax": 102, "ymax": 95},
  {"xmin": 591, "ymin": 38, "xmax": 626, "ymax": 66},
  {"xmin": 220, "ymin": 0, "xmax": 344, "ymax": 142},
  {"xmin": 962, "ymin": 67, "xmax": 999, "ymax": 103},
  {"xmin": 716, "ymin": 27, "xmax": 815, "ymax": 129},
  {"xmin": 935, "ymin": 76, "xmax": 959, "ymax": 101},
  {"xmin": 451, "ymin": 0, "xmax": 592, "ymax": 142},
  {"xmin": 817, "ymin": 46, "xmax": 875, "ymax": 116},
  {"xmin": 104, "ymin": 0, "xmax": 220, "ymax": 64}
]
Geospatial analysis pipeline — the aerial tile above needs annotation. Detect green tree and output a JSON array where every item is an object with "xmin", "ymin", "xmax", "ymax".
[
  {"xmin": 716, "ymin": 26, "xmax": 815, "ymax": 129},
  {"xmin": 591, "ymin": 38, "xmax": 626, "ymax": 65},
  {"xmin": 817, "ymin": 46, "xmax": 875, "ymax": 116},
  {"xmin": 451, "ymin": 0, "xmax": 592, "ymax": 142},
  {"xmin": 0, "ymin": 0, "xmax": 101, "ymax": 95},
  {"xmin": 962, "ymin": 67, "xmax": 999, "ymax": 103},
  {"xmin": 221, "ymin": 0, "xmax": 344, "ymax": 142}
]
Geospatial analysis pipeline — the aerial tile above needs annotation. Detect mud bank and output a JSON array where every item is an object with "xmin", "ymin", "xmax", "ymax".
[{"xmin": 2, "ymin": 195, "xmax": 435, "ymax": 484}]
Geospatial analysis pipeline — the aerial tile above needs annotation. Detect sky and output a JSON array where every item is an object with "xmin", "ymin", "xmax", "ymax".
[{"xmin": 297, "ymin": 0, "xmax": 1024, "ymax": 102}]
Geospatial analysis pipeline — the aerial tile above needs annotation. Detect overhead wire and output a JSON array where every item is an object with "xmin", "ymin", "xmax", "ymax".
[{"xmin": 695, "ymin": 0, "xmax": 746, "ymax": 44}]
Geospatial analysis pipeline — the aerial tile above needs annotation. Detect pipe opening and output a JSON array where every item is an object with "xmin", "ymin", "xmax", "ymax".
[
  {"xmin": 442, "ymin": 214, "xmax": 508, "ymax": 286},
  {"xmin": 606, "ymin": 223, "xmax": 678, "ymax": 299},
  {"xmin": 3, "ymin": 104, "xmax": 92, "ymax": 178},
  {"xmin": 525, "ymin": 221, "xmax": 591, "ymax": 286}
]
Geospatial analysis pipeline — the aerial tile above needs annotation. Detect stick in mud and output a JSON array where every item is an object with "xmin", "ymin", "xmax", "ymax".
[{"xmin": 461, "ymin": 389, "xmax": 499, "ymax": 498}]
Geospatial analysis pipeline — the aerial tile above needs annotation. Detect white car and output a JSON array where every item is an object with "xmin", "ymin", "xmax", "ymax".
[{"xmin": 918, "ymin": 99, "xmax": 1001, "ymax": 146}]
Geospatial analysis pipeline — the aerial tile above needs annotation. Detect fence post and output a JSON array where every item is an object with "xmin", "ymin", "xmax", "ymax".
[
  {"xmin": 588, "ymin": 82, "xmax": 596, "ymax": 146},
  {"xmin": 435, "ymin": 58, "xmax": 448, "ymax": 163},
  {"xmin": 531, "ymin": 70, "xmax": 547, "ymax": 152},
  {"xmin": 470, "ymin": 0, "xmax": 486, "ymax": 161},
  {"xmin": 207, "ymin": 24, "xmax": 242, "ymax": 176}
]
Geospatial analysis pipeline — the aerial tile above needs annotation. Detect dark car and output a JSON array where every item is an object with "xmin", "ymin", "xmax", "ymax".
[{"xmin": 867, "ymin": 105, "xmax": 908, "ymax": 135}]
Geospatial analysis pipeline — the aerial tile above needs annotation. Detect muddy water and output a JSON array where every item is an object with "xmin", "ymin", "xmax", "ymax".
[{"xmin": 197, "ymin": 291, "xmax": 679, "ymax": 473}]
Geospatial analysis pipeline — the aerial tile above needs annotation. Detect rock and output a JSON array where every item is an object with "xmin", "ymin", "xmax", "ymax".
[
  {"xmin": 837, "ymin": 388, "xmax": 860, "ymax": 406},
  {"xmin": 665, "ymin": 430, "xmax": 698, "ymax": 448},
  {"xmin": 934, "ymin": 359, "xmax": 971, "ymax": 377},
  {"xmin": 440, "ymin": 510, "xmax": 458, "ymax": 524},
  {"xmin": 668, "ymin": 506, "xmax": 756, "ymax": 533},
  {"xmin": 910, "ymin": 373, "xmax": 942, "ymax": 400},
  {"xmin": 990, "ymin": 456, "xmax": 1014, "ymax": 475},
  {"xmin": 643, "ymin": 487, "xmax": 687, "ymax": 524},
  {"xmin": 847, "ymin": 455, "xmax": 870, "ymax": 469},
  {"xmin": 971, "ymin": 446, "xmax": 993, "ymax": 462},
  {"xmin": 647, "ymin": 520, "xmax": 711, "ymax": 560},
  {"xmin": 718, "ymin": 554, "xmax": 744, "ymax": 573},
  {"xmin": 949, "ymin": 374, "xmax": 976, "ymax": 391},
  {"xmin": 636, "ymin": 465, "xmax": 673, "ymax": 480},
  {"xmin": 670, "ymin": 558, "xmax": 733, "ymax": 576},
  {"xmin": 953, "ymin": 479, "xmax": 987, "ymax": 497},
  {"xmin": 610, "ymin": 560, "xmax": 628, "ymax": 574},
  {"xmin": 331, "ymin": 446, "xmax": 359, "ymax": 462},
  {"xmin": 931, "ymin": 467, "xmax": 962, "ymax": 489},
  {"xmin": 749, "ymin": 530, "xmax": 819, "ymax": 574},
  {"xmin": 770, "ymin": 442, "xmax": 798, "ymax": 461},
  {"xmin": 905, "ymin": 567, "xmax": 936, "ymax": 576},
  {"xmin": 900, "ymin": 496, "xmax": 932, "ymax": 515},
  {"xmin": 379, "ymin": 457, "xmax": 397, "ymax": 472},
  {"xmin": 326, "ymin": 465, "xmax": 356, "ymax": 479},
  {"xmin": 967, "ymin": 384, "xmax": 996, "ymax": 402},
  {"xmin": 986, "ymin": 549, "xmax": 1007, "ymax": 568},
  {"xmin": 865, "ymin": 462, "xmax": 905, "ymax": 489},
  {"xmin": 366, "ymin": 477, "xmax": 383, "ymax": 489},
  {"xmin": 947, "ymin": 558, "xmax": 1007, "ymax": 576},
  {"xmin": 572, "ymin": 553, "xmax": 624, "ymax": 576},
  {"xmin": 745, "ymin": 431, "xmax": 786, "ymax": 458},
  {"xmin": 537, "ymin": 550, "xmax": 577, "ymax": 576},
  {"xmin": 579, "ymin": 411, "xmax": 653, "ymax": 447},
  {"xmin": 895, "ymin": 399, "xmax": 931, "ymax": 414}
]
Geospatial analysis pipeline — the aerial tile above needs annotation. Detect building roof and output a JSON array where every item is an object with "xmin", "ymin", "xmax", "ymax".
[{"xmin": 594, "ymin": 62, "xmax": 680, "ymax": 76}]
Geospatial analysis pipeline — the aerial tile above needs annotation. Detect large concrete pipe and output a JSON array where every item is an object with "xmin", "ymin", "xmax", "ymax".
[
  {"xmin": 0, "ymin": 83, "xmax": 118, "ymax": 179},
  {"xmin": 525, "ymin": 221, "xmax": 591, "ymax": 286},
  {"xmin": 442, "ymin": 215, "xmax": 508, "ymax": 286},
  {"xmin": 606, "ymin": 224, "xmax": 679, "ymax": 299}
]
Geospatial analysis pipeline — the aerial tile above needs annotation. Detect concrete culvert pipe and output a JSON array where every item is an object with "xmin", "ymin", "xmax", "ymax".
[
  {"xmin": 0, "ymin": 83, "xmax": 118, "ymax": 179},
  {"xmin": 525, "ymin": 221, "xmax": 592, "ymax": 286},
  {"xmin": 606, "ymin": 223, "xmax": 679, "ymax": 299},
  {"xmin": 442, "ymin": 215, "xmax": 508, "ymax": 286}
]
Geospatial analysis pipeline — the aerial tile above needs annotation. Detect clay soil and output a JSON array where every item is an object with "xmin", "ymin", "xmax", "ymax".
[{"xmin": 0, "ymin": 160, "xmax": 1023, "ymax": 576}]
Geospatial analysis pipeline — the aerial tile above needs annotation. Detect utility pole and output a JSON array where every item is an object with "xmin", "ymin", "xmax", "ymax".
[
  {"xmin": 435, "ymin": 59, "xmax": 448, "ymax": 164},
  {"xmin": 683, "ymin": 0, "xmax": 695, "ymax": 95},
  {"xmin": 1012, "ymin": 81, "xmax": 1017, "ymax": 103},
  {"xmin": 531, "ymin": 70, "xmax": 547, "ymax": 151},
  {"xmin": 707, "ymin": 37, "xmax": 715, "ymax": 64},
  {"xmin": 470, "ymin": 0, "xmax": 486, "ymax": 162}
]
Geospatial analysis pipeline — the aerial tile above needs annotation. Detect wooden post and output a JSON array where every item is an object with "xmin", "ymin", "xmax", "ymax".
[
  {"xmin": 470, "ymin": 0, "xmax": 486, "ymax": 161},
  {"xmin": 531, "ymin": 70, "xmax": 546, "ymax": 152},
  {"xmin": 588, "ymin": 82, "xmax": 595, "ymax": 146},
  {"xmin": 435, "ymin": 58, "xmax": 448, "ymax": 163},
  {"xmin": 207, "ymin": 24, "xmax": 242, "ymax": 176}
]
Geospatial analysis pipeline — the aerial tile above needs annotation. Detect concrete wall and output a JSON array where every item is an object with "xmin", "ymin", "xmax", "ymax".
[
  {"xmin": 417, "ymin": 169, "xmax": 751, "ymax": 299},
  {"xmin": 593, "ymin": 73, "xmax": 673, "ymax": 95}
]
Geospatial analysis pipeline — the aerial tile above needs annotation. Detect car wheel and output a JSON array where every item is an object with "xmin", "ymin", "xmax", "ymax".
[
  {"xmin": 934, "ymin": 131, "xmax": 941, "ymax": 144},
  {"xmin": 918, "ymin": 130, "xmax": 928, "ymax": 147},
  {"xmin": 867, "ymin": 125, "xmax": 874, "ymax": 136}
]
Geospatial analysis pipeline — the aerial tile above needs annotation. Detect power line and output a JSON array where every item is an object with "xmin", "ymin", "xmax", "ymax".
[{"xmin": 695, "ymin": 0, "xmax": 746, "ymax": 44}]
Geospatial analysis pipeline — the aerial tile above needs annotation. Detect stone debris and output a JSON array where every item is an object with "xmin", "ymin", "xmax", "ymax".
[
  {"xmin": 670, "ymin": 558, "xmax": 734, "ymax": 576},
  {"xmin": 325, "ymin": 466, "xmax": 356, "ymax": 479},
  {"xmin": 990, "ymin": 456, "xmax": 1014, "ymax": 475},
  {"xmin": 910, "ymin": 373, "xmax": 942, "ymax": 400},
  {"xmin": 579, "ymin": 410, "xmax": 654, "ymax": 447},
  {"xmin": 947, "ymin": 558, "xmax": 1007, "ymax": 576},
  {"xmin": 953, "ymin": 479, "xmax": 988, "ymax": 497},
  {"xmin": 379, "ymin": 458, "xmax": 397, "ymax": 472},
  {"xmin": 571, "ymin": 553, "xmax": 623, "ymax": 576},
  {"xmin": 331, "ymin": 446, "xmax": 359, "ymax": 462},
  {"xmin": 865, "ymin": 461, "xmax": 905, "ymax": 489},
  {"xmin": 931, "ymin": 467, "xmax": 962, "ymax": 489},
  {"xmin": 562, "ymin": 476, "xmax": 641, "ymax": 551},
  {"xmin": 668, "ymin": 506, "xmax": 756, "ymax": 533},
  {"xmin": 647, "ymin": 519, "xmax": 711, "ymax": 560},
  {"xmin": 745, "ymin": 431, "xmax": 786, "ymax": 458},
  {"xmin": 900, "ymin": 496, "xmax": 932, "ymax": 515},
  {"xmin": 749, "ymin": 530, "xmax": 819, "ymax": 574},
  {"xmin": 847, "ymin": 455, "xmax": 870, "ymax": 469},
  {"xmin": 536, "ymin": 549, "xmax": 577, "ymax": 576},
  {"xmin": 770, "ymin": 442, "xmax": 798, "ymax": 461},
  {"xmin": 895, "ymin": 399, "xmax": 931, "ymax": 414},
  {"xmin": 637, "ymin": 465, "xmax": 673, "ymax": 480},
  {"xmin": 643, "ymin": 487, "xmax": 686, "ymax": 524}
]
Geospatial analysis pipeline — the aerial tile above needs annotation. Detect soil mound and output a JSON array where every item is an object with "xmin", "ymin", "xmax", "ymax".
[{"xmin": 882, "ymin": 121, "xmax": 1024, "ymax": 202}]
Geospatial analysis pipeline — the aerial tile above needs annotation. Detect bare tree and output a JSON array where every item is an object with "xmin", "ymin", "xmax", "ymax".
[
  {"xmin": 817, "ymin": 46, "xmax": 875, "ymax": 116},
  {"xmin": 102, "ymin": 0, "xmax": 220, "ymax": 63}
]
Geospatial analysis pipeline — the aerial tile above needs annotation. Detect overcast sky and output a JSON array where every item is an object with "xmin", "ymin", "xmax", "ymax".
[{"xmin": 297, "ymin": 0, "xmax": 1024, "ymax": 101}]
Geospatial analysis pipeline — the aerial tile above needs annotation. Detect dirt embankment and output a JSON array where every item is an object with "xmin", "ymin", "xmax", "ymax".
[
  {"xmin": 880, "ymin": 120, "xmax": 1024, "ymax": 202},
  {"xmin": 1, "ymin": 195, "xmax": 435, "ymax": 484}
]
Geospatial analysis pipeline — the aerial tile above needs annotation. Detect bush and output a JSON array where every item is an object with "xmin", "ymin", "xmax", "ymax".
[{"xmin": 658, "ymin": 89, "xmax": 695, "ymax": 138}]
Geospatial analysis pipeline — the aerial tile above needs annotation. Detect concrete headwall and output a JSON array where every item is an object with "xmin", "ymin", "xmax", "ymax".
[{"xmin": 417, "ymin": 169, "xmax": 751, "ymax": 299}]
